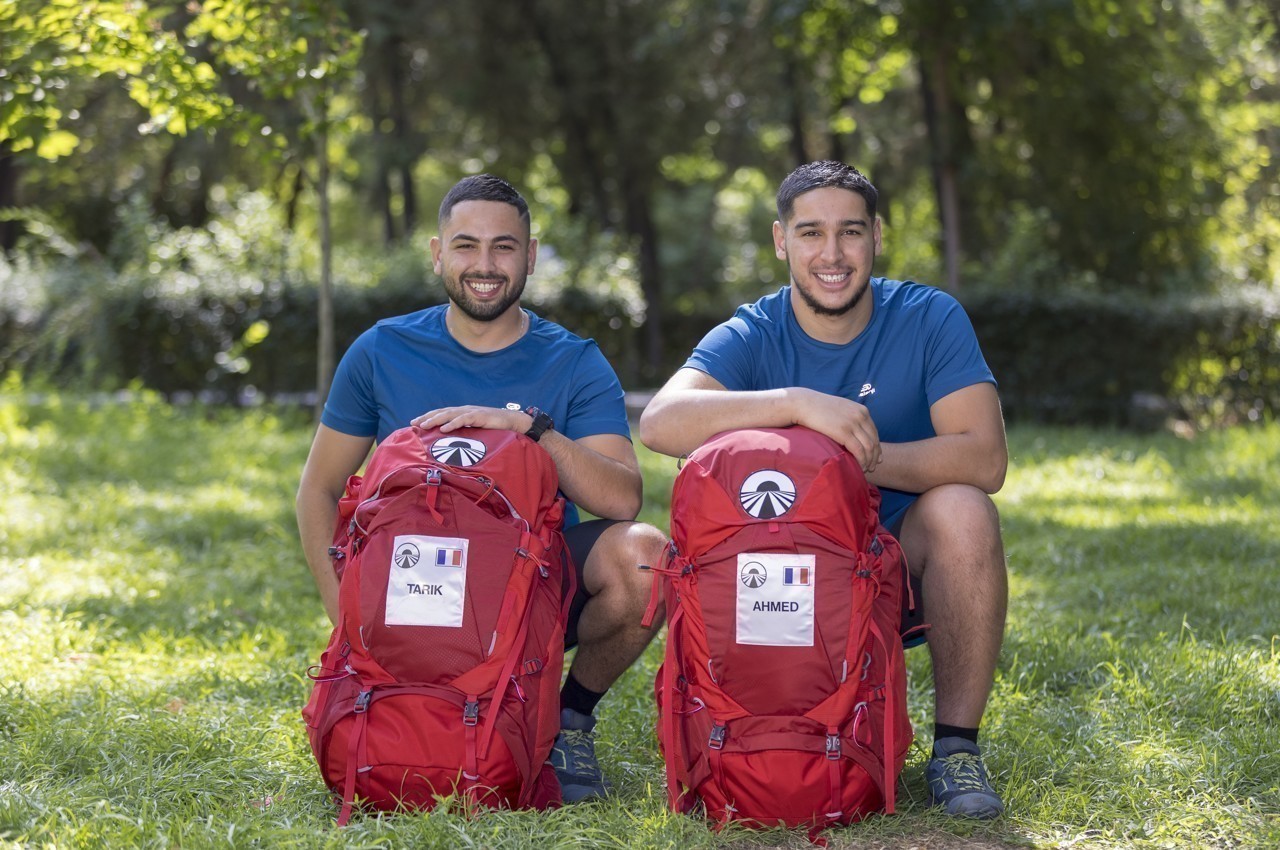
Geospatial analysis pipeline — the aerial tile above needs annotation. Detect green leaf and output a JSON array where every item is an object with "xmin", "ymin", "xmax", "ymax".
[{"xmin": 34, "ymin": 128, "xmax": 78, "ymax": 160}]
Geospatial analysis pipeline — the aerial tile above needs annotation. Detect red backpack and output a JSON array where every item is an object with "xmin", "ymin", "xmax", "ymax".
[
  {"xmin": 302, "ymin": 426, "xmax": 569, "ymax": 823},
  {"xmin": 644, "ymin": 426, "xmax": 913, "ymax": 832}
]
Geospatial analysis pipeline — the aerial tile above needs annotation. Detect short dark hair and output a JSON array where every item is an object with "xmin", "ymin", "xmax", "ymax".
[
  {"xmin": 776, "ymin": 161, "xmax": 878, "ymax": 223},
  {"xmin": 438, "ymin": 174, "xmax": 531, "ymax": 232}
]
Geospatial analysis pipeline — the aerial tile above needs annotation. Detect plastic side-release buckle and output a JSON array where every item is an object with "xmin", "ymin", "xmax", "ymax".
[
  {"xmin": 708, "ymin": 724, "xmax": 726, "ymax": 750},
  {"xmin": 426, "ymin": 468, "xmax": 441, "ymax": 485},
  {"xmin": 353, "ymin": 690, "xmax": 372, "ymax": 714},
  {"xmin": 870, "ymin": 535, "xmax": 884, "ymax": 555},
  {"xmin": 826, "ymin": 731, "xmax": 842, "ymax": 760},
  {"xmin": 463, "ymin": 700, "xmax": 479, "ymax": 727}
]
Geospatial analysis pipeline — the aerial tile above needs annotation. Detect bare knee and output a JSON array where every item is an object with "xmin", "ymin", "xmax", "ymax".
[
  {"xmin": 584, "ymin": 521, "xmax": 668, "ymax": 619},
  {"xmin": 900, "ymin": 484, "xmax": 1003, "ymax": 576}
]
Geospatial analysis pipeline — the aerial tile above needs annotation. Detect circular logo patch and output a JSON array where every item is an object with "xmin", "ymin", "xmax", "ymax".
[
  {"xmin": 394, "ymin": 542, "xmax": 421, "ymax": 569},
  {"xmin": 740, "ymin": 560, "xmax": 767, "ymax": 588},
  {"xmin": 430, "ymin": 436, "xmax": 487, "ymax": 467},
  {"xmin": 739, "ymin": 469, "xmax": 797, "ymax": 519}
]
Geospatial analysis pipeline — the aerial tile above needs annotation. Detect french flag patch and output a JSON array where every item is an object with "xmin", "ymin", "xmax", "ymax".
[
  {"xmin": 784, "ymin": 566, "xmax": 811, "ymax": 586},
  {"xmin": 435, "ymin": 547, "xmax": 464, "ymax": 567}
]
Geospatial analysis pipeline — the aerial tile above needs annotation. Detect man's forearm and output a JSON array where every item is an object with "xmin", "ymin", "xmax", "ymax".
[
  {"xmin": 871, "ymin": 434, "xmax": 1007, "ymax": 495},
  {"xmin": 538, "ymin": 429, "xmax": 642, "ymax": 520},
  {"xmin": 638, "ymin": 388, "xmax": 802, "ymax": 458},
  {"xmin": 296, "ymin": 490, "xmax": 342, "ymax": 625}
]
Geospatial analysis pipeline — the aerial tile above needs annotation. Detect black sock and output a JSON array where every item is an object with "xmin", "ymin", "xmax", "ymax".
[
  {"xmin": 933, "ymin": 723, "xmax": 979, "ymax": 752},
  {"xmin": 560, "ymin": 673, "xmax": 606, "ymax": 718}
]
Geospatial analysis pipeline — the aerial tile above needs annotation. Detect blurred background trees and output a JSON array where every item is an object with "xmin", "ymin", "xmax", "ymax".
[{"xmin": 2, "ymin": 0, "xmax": 1277, "ymax": 426}]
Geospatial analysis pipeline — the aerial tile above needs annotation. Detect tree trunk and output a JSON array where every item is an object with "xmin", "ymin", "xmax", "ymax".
[
  {"xmin": 387, "ymin": 41, "xmax": 418, "ymax": 237},
  {"xmin": 920, "ymin": 50, "xmax": 963, "ymax": 291},
  {"xmin": 783, "ymin": 52, "xmax": 809, "ymax": 165},
  {"xmin": 315, "ymin": 123, "xmax": 335, "ymax": 418},
  {"xmin": 623, "ymin": 183, "xmax": 663, "ymax": 383},
  {"xmin": 0, "ymin": 145, "xmax": 20, "ymax": 252}
]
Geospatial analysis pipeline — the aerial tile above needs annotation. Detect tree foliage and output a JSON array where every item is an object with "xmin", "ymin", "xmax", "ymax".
[{"xmin": 1, "ymin": 0, "xmax": 1278, "ymax": 389}]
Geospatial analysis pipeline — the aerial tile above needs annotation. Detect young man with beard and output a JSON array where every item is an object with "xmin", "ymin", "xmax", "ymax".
[
  {"xmin": 296, "ymin": 174, "xmax": 666, "ymax": 803},
  {"xmin": 638, "ymin": 161, "xmax": 1009, "ymax": 818}
]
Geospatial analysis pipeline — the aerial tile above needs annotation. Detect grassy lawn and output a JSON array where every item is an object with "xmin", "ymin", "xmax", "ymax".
[{"xmin": 1, "ymin": 388, "xmax": 1277, "ymax": 849}]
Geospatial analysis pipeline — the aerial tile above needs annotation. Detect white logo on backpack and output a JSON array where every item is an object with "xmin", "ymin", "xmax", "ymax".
[
  {"xmin": 384, "ymin": 534, "xmax": 469, "ymax": 627},
  {"xmin": 735, "ymin": 552, "xmax": 815, "ymax": 646}
]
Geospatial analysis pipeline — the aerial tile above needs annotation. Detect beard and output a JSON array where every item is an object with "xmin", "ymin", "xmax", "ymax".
[
  {"xmin": 444, "ymin": 272, "xmax": 526, "ymax": 321},
  {"xmin": 791, "ymin": 265, "xmax": 870, "ymax": 318}
]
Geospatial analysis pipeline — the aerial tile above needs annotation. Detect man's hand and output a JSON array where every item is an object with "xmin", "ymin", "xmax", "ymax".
[
  {"xmin": 790, "ymin": 388, "xmax": 882, "ymax": 473},
  {"xmin": 640, "ymin": 368, "xmax": 881, "ymax": 471},
  {"xmin": 412, "ymin": 404, "xmax": 532, "ymax": 435}
]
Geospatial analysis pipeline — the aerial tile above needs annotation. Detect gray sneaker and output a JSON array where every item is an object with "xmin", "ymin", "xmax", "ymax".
[
  {"xmin": 549, "ymin": 708, "xmax": 610, "ymax": 803},
  {"xmin": 925, "ymin": 737, "xmax": 1005, "ymax": 819}
]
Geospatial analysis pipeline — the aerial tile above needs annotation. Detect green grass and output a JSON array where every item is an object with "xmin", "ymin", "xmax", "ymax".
[{"xmin": 1, "ymin": 388, "xmax": 1277, "ymax": 849}]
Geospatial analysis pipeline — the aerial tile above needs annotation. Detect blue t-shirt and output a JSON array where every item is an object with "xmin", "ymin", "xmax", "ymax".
[
  {"xmin": 322, "ymin": 305, "xmax": 631, "ymax": 524},
  {"xmin": 685, "ymin": 278, "xmax": 995, "ymax": 528}
]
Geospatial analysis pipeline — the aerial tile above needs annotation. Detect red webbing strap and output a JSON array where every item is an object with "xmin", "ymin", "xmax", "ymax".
[
  {"xmin": 825, "ymin": 724, "xmax": 844, "ymax": 826},
  {"xmin": 706, "ymin": 720, "xmax": 730, "ymax": 825},
  {"xmin": 869, "ymin": 617, "xmax": 897, "ymax": 814},
  {"xmin": 423, "ymin": 468, "xmax": 443, "ymax": 522},
  {"xmin": 336, "ymin": 698, "xmax": 371, "ymax": 826},
  {"xmin": 661, "ymin": 603, "xmax": 686, "ymax": 811},
  {"xmin": 642, "ymin": 543, "xmax": 678, "ymax": 629},
  {"xmin": 478, "ymin": 548, "xmax": 542, "ymax": 760},
  {"xmin": 463, "ymin": 695, "xmax": 480, "ymax": 801}
]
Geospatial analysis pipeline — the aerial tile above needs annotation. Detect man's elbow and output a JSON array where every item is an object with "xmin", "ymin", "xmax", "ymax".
[
  {"xmin": 598, "ymin": 485, "xmax": 642, "ymax": 522},
  {"xmin": 980, "ymin": 453, "xmax": 1008, "ymax": 494},
  {"xmin": 637, "ymin": 399, "xmax": 685, "ymax": 458}
]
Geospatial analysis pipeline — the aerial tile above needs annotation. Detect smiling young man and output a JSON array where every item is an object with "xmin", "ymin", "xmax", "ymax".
[
  {"xmin": 296, "ymin": 174, "xmax": 667, "ymax": 803},
  {"xmin": 638, "ymin": 160, "xmax": 1009, "ymax": 818}
]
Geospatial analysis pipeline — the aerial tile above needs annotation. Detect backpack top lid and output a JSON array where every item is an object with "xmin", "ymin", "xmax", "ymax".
[
  {"xmin": 671, "ymin": 427, "xmax": 881, "ymax": 556},
  {"xmin": 361, "ymin": 426, "xmax": 560, "ymax": 524}
]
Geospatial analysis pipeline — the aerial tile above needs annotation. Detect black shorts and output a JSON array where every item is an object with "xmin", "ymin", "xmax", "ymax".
[
  {"xmin": 560, "ymin": 518, "xmax": 623, "ymax": 649},
  {"xmin": 888, "ymin": 515, "xmax": 927, "ymax": 648}
]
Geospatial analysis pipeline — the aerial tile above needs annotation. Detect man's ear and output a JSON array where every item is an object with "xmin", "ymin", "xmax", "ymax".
[
  {"xmin": 772, "ymin": 221, "xmax": 786, "ymax": 260},
  {"xmin": 527, "ymin": 237, "xmax": 538, "ymax": 275},
  {"xmin": 429, "ymin": 236, "xmax": 442, "ymax": 273}
]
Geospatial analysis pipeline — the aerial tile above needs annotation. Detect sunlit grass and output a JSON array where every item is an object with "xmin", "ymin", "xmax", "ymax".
[{"xmin": 1, "ymin": 388, "xmax": 1277, "ymax": 848}]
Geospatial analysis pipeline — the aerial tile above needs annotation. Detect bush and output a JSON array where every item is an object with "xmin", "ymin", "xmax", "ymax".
[
  {"xmin": 960, "ymin": 288, "xmax": 1280, "ymax": 428},
  {"xmin": 3, "ymin": 226, "xmax": 1276, "ymax": 428}
]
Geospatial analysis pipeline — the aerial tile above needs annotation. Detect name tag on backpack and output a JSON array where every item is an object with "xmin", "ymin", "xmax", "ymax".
[
  {"xmin": 384, "ymin": 535, "xmax": 469, "ymax": 627},
  {"xmin": 735, "ymin": 553, "xmax": 815, "ymax": 646}
]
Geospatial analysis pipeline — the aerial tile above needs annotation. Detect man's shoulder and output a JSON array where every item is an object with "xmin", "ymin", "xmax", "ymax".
[
  {"xmin": 875, "ymin": 278, "xmax": 965, "ymax": 321},
  {"xmin": 526, "ymin": 312, "xmax": 594, "ymax": 348},
  {"xmin": 877, "ymin": 277, "xmax": 960, "ymax": 304},
  {"xmin": 370, "ymin": 305, "xmax": 445, "ymax": 334}
]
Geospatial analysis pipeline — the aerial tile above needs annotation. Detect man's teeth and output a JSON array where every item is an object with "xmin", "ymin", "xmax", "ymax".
[
  {"xmin": 817, "ymin": 273, "xmax": 846, "ymax": 283},
  {"xmin": 470, "ymin": 282, "xmax": 500, "ymax": 292}
]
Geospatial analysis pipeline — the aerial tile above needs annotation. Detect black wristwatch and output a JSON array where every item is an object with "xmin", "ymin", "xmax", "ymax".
[
  {"xmin": 523, "ymin": 406, "xmax": 554, "ymax": 442},
  {"xmin": 507, "ymin": 402, "xmax": 554, "ymax": 442}
]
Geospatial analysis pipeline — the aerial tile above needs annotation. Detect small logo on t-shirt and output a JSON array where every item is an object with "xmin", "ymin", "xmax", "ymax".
[{"xmin": 858, "ymin": 383, "xmax": 876, "ymax": 399}]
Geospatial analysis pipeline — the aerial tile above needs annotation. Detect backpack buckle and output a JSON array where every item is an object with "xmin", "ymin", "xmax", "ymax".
[
  {"xmin": 826, "ymin": 732, "xmax": 842, "ymax": 760},
  {"xmin": 522, "ymin": 658, "xmax": 544, "ymax": 675},
  {"xmin": 870, "ymin": 536, "xmax": 884, "ymax": 555},
  {"xmin": 426, "ymin": 468, "xmax": 441, "ymax": 485},
  {"xmin": 463, "ymin": 700, "xmax": 479, "ymax": 727},
  {"xmin": 708, "ymin": 724, "xmax": 726, "ymax": 750},
  {"xmin": 353, "ymin": 690, "xmax": 372, "ymax": 714}
]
